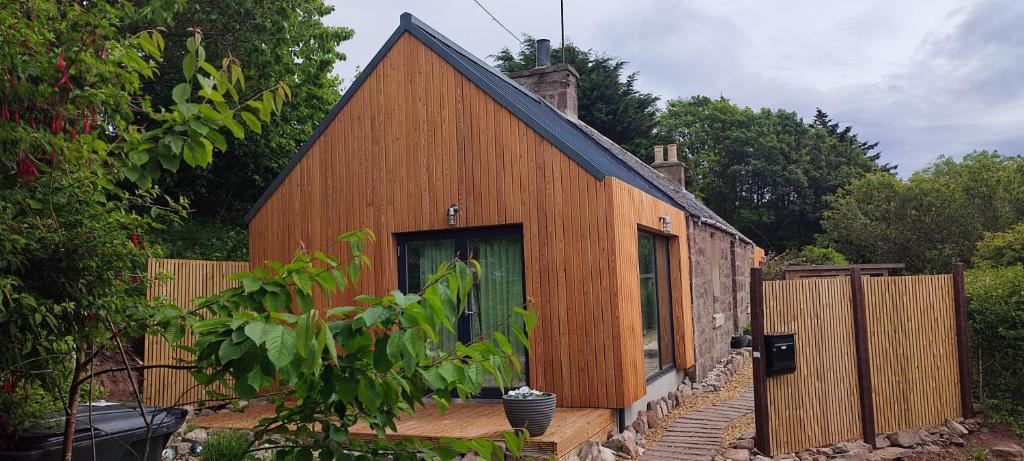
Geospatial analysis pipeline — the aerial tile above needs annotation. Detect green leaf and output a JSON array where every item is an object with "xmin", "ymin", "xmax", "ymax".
[
  {"xmin": 502, "ymin": 430, "xmax": 525, "ymax": 456},
  {"xmin": 244, "ymin": 321, "xmax": 270, "ymax": 345},
  {"xmin": 218, "ymin": 338, "xmax": 248, "ymax": 362},
  {"xmin": 223, "ymin": 117, "xmax": 244, "ymax": 139},
  {"xmin": 183, "ymin": 54, "xmax": 197, "ymax": 80},
  {"xmin": 241, "ymin": 276, "xmax": 261, "ymax": 293},
  {"xmin": 240, "ymin": 111, "xmax": 261, "ymax": 133},
  {"xmin": 264, "ymin": 324, "xmax": 296, "ymax": 369},
  {"xmin": 357, "ymin": 306, "xmax": 389, "ymax": 327},
  {"xmin": 493, "ymin": 331, "xmax": 513, "ymax": 356}
]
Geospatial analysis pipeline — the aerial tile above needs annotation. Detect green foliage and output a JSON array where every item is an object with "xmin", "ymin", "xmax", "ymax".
[
  {"xmin": 968, "ymin": 448, "xmax": 990, "ymax": 461},
  {"xmin": 493, "ymin": 38, "xmax": 659, "ymax": 158},
  {"xmin": 966, "ymin": 266, "xmax": 1024, "ymax": 439},
  {"xmin": 173, "ymin": 231, "xmax": 535, "ymax": 460},
  {"xmin": 156, "ymin": 217, "xmax": 249, "ymax": 261},
  {"xmin": 975, "ymin": 223, "xmax": 1024, "ymax": 268},
  {"xmin": 143, "ymin": 0, "xmax": 353, "ymax": 230},
  {"xmin": 820, "ymin": 151, "xmax": 1024, "ymax": 273},
  {"xmin": 761, "ymin": 245, "xmax": 849, "ymax": 280},
  {"xmin": 0, "ymin": 0, "xmax": 285, "ymax": 451},
  {"xmin": 201, "ymin": 430, "xmax": 256, "ymax": 461},
  {"xmin": 657, "ymin": 97, "xmax": 885, "ymax": 250}
]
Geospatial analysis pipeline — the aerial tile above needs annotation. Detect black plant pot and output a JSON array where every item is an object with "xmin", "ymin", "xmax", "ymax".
[
  {"xmin": 731, "ymin": 334, "xmax": 752, "ymax": 349},
  {"xmin": 502, "ymin": 393, "xmax": 556, "ymax": 437}
]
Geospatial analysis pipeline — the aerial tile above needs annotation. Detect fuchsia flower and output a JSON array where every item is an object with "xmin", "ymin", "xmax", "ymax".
[{"xmin": 16, "ymin": 154, "xmax": 40, "ymax": 182}]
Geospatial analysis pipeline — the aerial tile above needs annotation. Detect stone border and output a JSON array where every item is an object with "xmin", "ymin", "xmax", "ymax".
[
  {"xmin": 573, "ymin": 348, "xmax": 753, "ymax": 461},
  {"xmin": 722, "ymin": 418, "xmax": 986, "ymax": 461}
]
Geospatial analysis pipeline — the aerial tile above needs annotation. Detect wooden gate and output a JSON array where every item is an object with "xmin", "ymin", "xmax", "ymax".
[
  {"xmin": 750, "ymin": 265, "xmax": 972, "ymax": 455},
  {"xmin": 143, "ymin": 258, "xmax": 248, "ymax": 407}
]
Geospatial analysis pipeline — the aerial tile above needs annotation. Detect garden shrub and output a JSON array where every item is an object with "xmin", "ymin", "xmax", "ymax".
[
  {"xmin": 201, "ymin": 430, "xmax": 255, "ymax": 461},
  {"xmin": 966, "ymin": 265, "xmax": 1024, "ymax": 438},
  {"xmin": 975, "ymin": 223, "xmax": 1024, "ymax": 268}
]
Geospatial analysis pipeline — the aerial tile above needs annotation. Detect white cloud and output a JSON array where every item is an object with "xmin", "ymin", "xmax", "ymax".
[{"xmin": 325, "ymin": 0, "xmax": 1024, "ymax": 175}]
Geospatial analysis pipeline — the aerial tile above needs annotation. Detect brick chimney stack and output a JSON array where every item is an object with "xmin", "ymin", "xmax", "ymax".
[
  {"xmin": 507, "ymin": 39, "xmax": 579, "ymax": 118},
  {"xmin": 653, "ymin": 144, "xmax": 685, "ymax": 189}
]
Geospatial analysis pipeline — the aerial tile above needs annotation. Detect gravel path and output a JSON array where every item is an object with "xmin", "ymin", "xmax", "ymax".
[{"xmin": 641, "ymin": 390, "xmax": 754, "ymax": 461}]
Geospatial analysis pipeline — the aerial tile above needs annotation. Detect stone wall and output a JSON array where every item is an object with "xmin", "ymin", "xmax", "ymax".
[{"xmin": 687, "ymin": 220, "xmax": 756, "ymax": 379}]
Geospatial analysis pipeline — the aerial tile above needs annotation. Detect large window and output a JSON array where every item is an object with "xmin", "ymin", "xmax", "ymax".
[
  {"xmin": 639, "ymin": 231, "xmax": 675, "ymax": 379},
  {"xmin": 397, "ymin": 226, "xmax": 526, "ymax": 397}
]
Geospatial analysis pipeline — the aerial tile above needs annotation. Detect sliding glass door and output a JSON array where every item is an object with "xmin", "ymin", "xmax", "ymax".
[
  {"xmin": 639, "ymin": 231, "xmax": 675, "ymax": 379},
  {"xmin": 397, "ymin": 226, "xmax": 526, "ymax": 397}
]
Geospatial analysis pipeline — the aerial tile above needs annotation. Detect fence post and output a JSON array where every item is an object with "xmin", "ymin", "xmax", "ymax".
[
  {"xmin": 750, "ymin": 268, "xmax": 771, "ymax": 455},
  {"xmin": 951, "ymin": 263, "xmax": 975, "ymax": 418},
  {"xmin": 849, "ymin": 268, "xmax": 877, "ymax": 447}
]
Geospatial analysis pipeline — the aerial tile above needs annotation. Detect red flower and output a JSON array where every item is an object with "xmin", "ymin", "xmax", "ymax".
[
  {"xmin": 2, "ymin": 378, "xmax": 15, "ymax": 394},
  {"xmin": 56, "ymin": 49, "xmax": 66, "ymax": 72},
  {"xmin": 16, "ymin": 154, "xmax": 39, "ymax": 182},
  {"xmin": 130, "ymin": 232, "xmax": 140, "ymax": 248}
]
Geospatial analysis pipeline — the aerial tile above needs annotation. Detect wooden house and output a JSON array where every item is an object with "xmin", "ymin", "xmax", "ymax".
[{"xmin": 244, "ymin": 13, "xmax": 759, "ymax": 426}]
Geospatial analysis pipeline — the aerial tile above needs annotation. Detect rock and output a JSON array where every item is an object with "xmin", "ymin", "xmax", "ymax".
[
  {"xmin": 722, "ymin": 448, "xmax": 751, "ymax": 461},
  {"xmin": 887, "ymin": 430, "xmax": 920, "ymax": 448},
  {"xmin": 834, "ymin": 441, "xmax": 870, "ymax": 454},
  {"xmin": 869, "ymin": 447, "xmax": 908, "ymax": 460},
  {"xmin": 874, "ymin": 436, "xmax": 890, "ymax": 449},
  {"xmin": 741, "ymin": 430, "xmax": 756, "ymax": 440},
  {"xmin": 621, "ymin": 428, "xmax": 635, "ymax": 441},
  {"xmin": 631, "ymin": 416, "xmax": 647, "ymax": 434},
  {"xmin": 622, "ymin": 439, "xmax": 644, "ymax": 458},
  {"xmin": 646, "ymin": 401, "xmax": 657, "ymax": 412},
  {"xmin": 732, "ymin": 439, "xmax": 755, "ymax": 450},
  {"xmin": 945, "ymin": 418, "xmax": 968, "ymax": 436},
  {"xmin": 577, "ymin": 441, "xmax": 601, "ymax": 461},
  {"xmin": 990, "ymin": 446, "xmax": 1024, "ymax": 461},
  {"xmin": 198, "ymin": 408, "xmax": 214, "ymax": 417},
  {"xmin": 949, "ymin": 436, "xmax": 965, "ymax": 447},
  {"xmin": 645, "ymin": 410, "xmax": 659, "ymax": 429},
  {"xmin": 836, "ymin": 450, "xmax": 869, "ymax": 461},
  {"xmin": 174, "ymin": 442, "xmax": 192, "ymax": 455},
  {"xmin": 184, "ymin": 429, "xmax": 208, "ymax": 443},
  {"xmin": 602, "ymin": 434, "xmax": 624, "ymax": 451},
  {"xmin": 679, "ymin": 385, "xmax": 693, "ymax": 397},
  {"xmin": 161, "ymin": 448, "xmax": 176, "ymax": 460}
]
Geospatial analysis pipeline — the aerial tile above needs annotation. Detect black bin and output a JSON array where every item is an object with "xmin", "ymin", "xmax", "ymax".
[
  {"xmin": 0, "ymin": 403, "xmax": 187, "ymax": 461},
  {"xmin": 765, "ymin": 333, "xmax": 796, "ymax": 376}
]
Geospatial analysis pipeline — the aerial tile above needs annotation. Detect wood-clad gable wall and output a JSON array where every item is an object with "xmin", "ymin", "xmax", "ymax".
[{"xmin": 249, "ymin": 33, "xmax": 694, "ymax": 408}]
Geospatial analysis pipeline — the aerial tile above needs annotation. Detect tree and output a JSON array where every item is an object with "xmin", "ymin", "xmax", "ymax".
[
  {"xmin": 137, "ymin": 0, "xmax": 353, "ymax": 259},
  {"xmin": 178, "ymin": 231, "xmax": 535, "ymax": 460},
  {"xmin": 819, "ymin": 151, "xmax": 1024, "ymax": 273},
  {"xmin": 493, "ymin": 38, "xmax": 659, "ymax": 158},
  {"xmin": 761, "ymin": 245, "xmax": 849, "ymax": 280},
  {"xmin": 975, "ymin": 223, "xmax": 1024, "ymax": 268},
  {"xmin": 809, "ymin": 108, "xmax": 895, "ymax": 173},
  {"xmin": 657, "ymin": 96, "xmax": 885, "ymax": 251},
  {"xmin": 0, "ymin": 2, "xmax": 288, "ymax": 459}
]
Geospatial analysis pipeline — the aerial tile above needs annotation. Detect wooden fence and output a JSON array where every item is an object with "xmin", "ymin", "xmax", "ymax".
[
  {"xmin": 143, "ymin": 258, "xmax": 248, "ymax": 407},
  {"xmin": 750, "ymin": 265, "xmax": 972, "ymax": 455}
]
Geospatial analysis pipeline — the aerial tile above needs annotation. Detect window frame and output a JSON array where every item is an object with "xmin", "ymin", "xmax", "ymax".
[{"xmin": 638, "ymin": 229, "xmax": 676, "ymax": 382}]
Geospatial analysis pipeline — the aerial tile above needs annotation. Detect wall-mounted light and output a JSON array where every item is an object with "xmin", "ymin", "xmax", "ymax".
[
  {"xmin": 447, "ymin": 204, "xmax": 460, "ymax": 227},
  {"xmin": 658, "ymin": 215, "xmax": 672, "ymax": 233}
]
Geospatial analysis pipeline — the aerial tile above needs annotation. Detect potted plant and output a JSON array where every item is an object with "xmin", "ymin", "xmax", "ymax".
[{"xmin": 502, "ymin": 387, "xmax": 556, "ymax": 437}]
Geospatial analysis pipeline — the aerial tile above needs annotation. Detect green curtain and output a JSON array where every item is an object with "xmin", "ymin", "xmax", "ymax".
[
  {"xmin": 471, "ymin": 235, "xmax": 527, "ymax": 387},
  {"xmin": 411, "ymin": 240, "xmax": 457, "ymax": 353}
]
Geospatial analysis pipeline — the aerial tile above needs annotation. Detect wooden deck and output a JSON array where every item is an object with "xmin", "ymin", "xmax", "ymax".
[{"xmin": 192, "ymin": 401, "xmax": 615, "ymax": 459}]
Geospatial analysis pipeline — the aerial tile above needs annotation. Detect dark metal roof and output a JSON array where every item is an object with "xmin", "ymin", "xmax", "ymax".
[{"xmin": 243, "ymin": 13, "xmax": 751, "ymax": 243}]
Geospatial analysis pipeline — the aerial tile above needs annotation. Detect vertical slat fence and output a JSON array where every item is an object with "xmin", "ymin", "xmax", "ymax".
[
  {"xmin": 752, "ymin": 267, "xmax": 971, "ymax": 455},
  {"xmin": 143, "ymin": 258, "xmax": 248, "ymax": 407}
]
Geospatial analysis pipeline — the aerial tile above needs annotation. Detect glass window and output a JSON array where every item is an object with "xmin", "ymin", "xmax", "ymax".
[{"xmin": 638, "ymin": 231, "xmax": 675, "ymax": 378}]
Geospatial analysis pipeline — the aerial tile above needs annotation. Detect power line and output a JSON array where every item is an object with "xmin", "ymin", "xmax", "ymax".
[{"xmin": 470, "ymin": 0, "xmax": 521, "ymax": 43}]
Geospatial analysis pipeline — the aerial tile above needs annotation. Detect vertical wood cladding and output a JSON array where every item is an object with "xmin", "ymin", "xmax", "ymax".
[{"xmin": 248, "ymin": 33, "xmax": 694, "ymax": 408}]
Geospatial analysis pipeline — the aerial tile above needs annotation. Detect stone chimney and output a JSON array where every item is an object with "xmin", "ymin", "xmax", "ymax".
[
  {"xmin": 507, "ymin": 39, "xmax": 579, "ymax": 118},
  {"xmin": 653, "ymin": 144, "xmax": 685, "ymax": 189}
]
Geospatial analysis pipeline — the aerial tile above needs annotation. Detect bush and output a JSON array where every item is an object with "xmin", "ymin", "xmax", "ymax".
[
  {"xmin": 975, "ymin": 223, "xmax": 1024, "ymax": 268},
  {"xmin": 966, "ymin": 266, "xmax": 1024, "ymax": 438},
  {"xmin": 155, "ymin": 217, "xmax": 248, "ymax": 261},
  {"xmin": 762, "ymin": 245, "xmax": 849, "ymax": 279},
  {"xmin": 201, "ymin": 430, "xmax": 255, "ymax": 461}
]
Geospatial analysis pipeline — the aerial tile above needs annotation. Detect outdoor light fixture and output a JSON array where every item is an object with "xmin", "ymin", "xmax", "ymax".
[
  {"xmin": 447, "ymin": 204, "xmax": 460, "ymax": 227},
  {"xmin": 658, "ymin": 215, "xmax": 672, "ymax": 233}
]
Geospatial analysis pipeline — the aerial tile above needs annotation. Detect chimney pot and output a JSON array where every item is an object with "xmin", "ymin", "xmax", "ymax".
[
  {"xmin": 654, "ymin": 145, "xmax": 665, "ymax": 163},
  {"xmin": 667, "ymin": 144, "xmax": 679, "ymax": 162},
  {"xmin": 536, "ymin": 39, "xmax": 551, "ymax": 67}
]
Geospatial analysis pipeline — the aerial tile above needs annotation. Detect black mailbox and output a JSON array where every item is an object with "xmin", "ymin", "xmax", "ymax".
[{"xmin": 765, "ymin": 333, "xmax": 796, "ymax": 376}]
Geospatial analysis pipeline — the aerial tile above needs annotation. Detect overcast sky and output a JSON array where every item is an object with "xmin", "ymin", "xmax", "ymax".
[{"xmin": 323, "ymin": 0, "xmax": 1024, "ymax": 176}]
